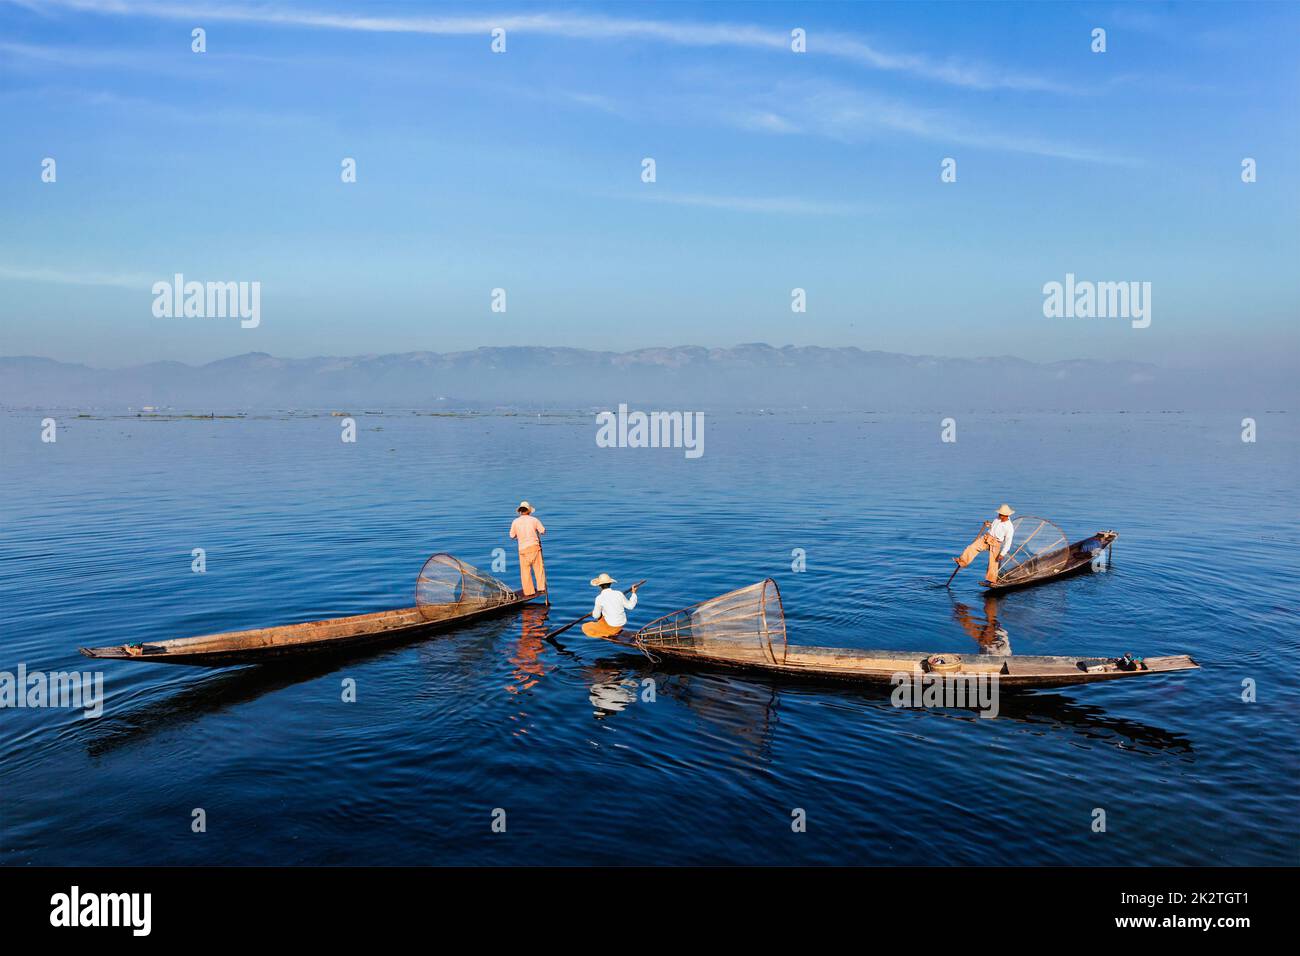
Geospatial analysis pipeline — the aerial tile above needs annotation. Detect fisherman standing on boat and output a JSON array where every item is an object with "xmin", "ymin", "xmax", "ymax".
[
  {"xmin": 510, "ymin": 501, "xmax": 548, "ymax": 603},
  {"xmin": 582, "ymin": 573, "xmax": 639, "ymax": 638},
  {"xmin": 954, "ymin": 504, "xmax": 1016, "ymax": 584}
]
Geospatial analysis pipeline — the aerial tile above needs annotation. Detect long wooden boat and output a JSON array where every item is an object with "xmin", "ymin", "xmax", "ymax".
[
  {"xmin": 80, "ymin": 553, "xmax": 542, "ymax": 667},
  {"xmin": 983, "ymin": 530, "xmax": 1117, "ymax": 594},
  {"xmin": 591, "ymin": 579, "xmax": 1197, "ymax": 690}
]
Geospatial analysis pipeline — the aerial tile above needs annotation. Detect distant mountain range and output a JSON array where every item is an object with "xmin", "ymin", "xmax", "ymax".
[{"xmin": 0, "ymin": 346, "xmax": 1289, "ymax": 411}]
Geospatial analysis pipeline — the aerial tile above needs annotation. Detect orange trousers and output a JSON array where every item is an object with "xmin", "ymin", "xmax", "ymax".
[
  {"xmin": 958, "ymin": 533, "xmax": 1003, "ymax": 583},
  {"xmin": 519, "ymin": 546, "xmax": 546, "ymax": 595},
  {"xmin": 582, "ymin": 619, "xmax": 623, "ymax": 638}
]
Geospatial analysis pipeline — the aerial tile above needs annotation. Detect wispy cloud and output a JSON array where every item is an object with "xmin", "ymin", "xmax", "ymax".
[
  {"xmin": 731, "ymin": 110, "xmax": 802, "ymax": 135},
  {"xmin": 0, "ymin": 265, "xmax": 153, "ymax": 289},
  {"xmin": 813, "ymin": 31, "xmax": 1073, "ymax": 93},
  {"xmin": 0, "ymin": 86, "xmax": 319, "ymax": 128},
  {"xmin": 703, "ymin": 79, "xmax": 1140, "ymax": 165},
  {"xmin": 13, "ymin": 0, "xmax": 1075, "ymax": 93},
  {"xmin": 0, "ymin": 38, "xmax": 299, "ymax": 71},
  {"xmin": 0, "ymin": 39, "xmax": 155, "ymax": 68}
]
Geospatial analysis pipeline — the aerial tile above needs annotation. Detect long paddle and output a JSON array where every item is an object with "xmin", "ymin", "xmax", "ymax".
[
  {"xmin": 544, "ymin": 579, "xmax": 646, "ymax": 641},
  {"xmin": 542, "ymin": 614, "xmax": 588, "ymax": 642}
]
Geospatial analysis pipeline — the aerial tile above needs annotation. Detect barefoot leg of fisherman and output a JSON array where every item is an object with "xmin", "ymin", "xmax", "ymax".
[{"xmin": 957, "ymin": 533, "xmax": 990, "ymax": 569}]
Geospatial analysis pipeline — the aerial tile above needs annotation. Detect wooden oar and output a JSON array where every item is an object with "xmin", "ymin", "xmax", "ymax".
[
  {"xmin": 544, "ymin": 579, "xmax": 647, "ymax": 641},
  {"xmin": 543, "ymin": 614, "xmax": 589, "ymax": 642}
]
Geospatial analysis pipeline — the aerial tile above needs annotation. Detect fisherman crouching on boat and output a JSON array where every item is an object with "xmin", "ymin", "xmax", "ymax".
[
  {"xmin": 582, "ymin": 573, "xmax": 639, "ymax": 638},
  {"xmin": 954, "ymin": 504, "xmax": 1015, "ymax": 584},
  {"xmin": 510, "ymin": 501, "xmax": 548, "ymax": 603}
]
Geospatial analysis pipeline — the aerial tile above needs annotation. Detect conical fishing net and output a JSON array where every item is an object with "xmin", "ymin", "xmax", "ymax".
[
  {"xmin": 633, "ymin": 579, "xmax": 787, "ymax": 665},
  {"xmin": 415, "ymin": 553, "xmax": 515, "ymax": 619},
  {"xmin": 996, "ymin": 515, "xmax": 1070, "ymax": 585}
]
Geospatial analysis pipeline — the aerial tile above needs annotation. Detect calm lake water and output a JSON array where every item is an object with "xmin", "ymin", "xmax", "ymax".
[{"xmin": 1, "ymin": 409, "xmax": 1297, "ymax": 865}]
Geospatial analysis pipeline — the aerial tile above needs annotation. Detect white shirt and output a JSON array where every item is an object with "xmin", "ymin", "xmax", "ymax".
[
  {"xmin": 592, "ymin": 588, "xmax": 637, "ymax": 627},
  {"xmin": 989, "ymin": 517, "xmax": 1015, "ymax": 554}
]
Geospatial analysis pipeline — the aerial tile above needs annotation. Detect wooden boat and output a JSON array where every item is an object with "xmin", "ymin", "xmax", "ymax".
[
  {"xmin": 80, "ymin": 553, "xmax": 542, "ymax": 667},
  {"xmin": 983, "ymin": 529, "xmax": 1117, "ymax": 594},
  {"xmin": 961, "ymin": 515, "xmax": 1117, "ymax": 594},
  {"xmin": 591, "ymin": 579, "xmax": 1197, "ymax": 690}
]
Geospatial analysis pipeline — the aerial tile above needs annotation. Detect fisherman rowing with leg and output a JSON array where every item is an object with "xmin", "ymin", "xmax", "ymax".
[
  {"xmin": 954, "ymin": 504, "xmax": 1016, "ymax": 586},
  {"xmin": 582, "ymin": 573, "xmax": 640, "ymax": 638}
]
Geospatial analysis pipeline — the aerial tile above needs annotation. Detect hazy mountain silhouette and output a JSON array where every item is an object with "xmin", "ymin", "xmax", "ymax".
[{"xmin": 0, "ymin": 346, "xmax": 1289, "ymax": 411}]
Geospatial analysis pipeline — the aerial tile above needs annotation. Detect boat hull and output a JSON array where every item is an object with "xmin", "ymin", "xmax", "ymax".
[
  {"xmin": 596, "ymin": 638, "xmax": 1197, "ymax": 690},
  {"xmin": 80, "ymin": 591, "xmax": 543, "ymax": 667},
  {"xmin": 983, "ymin": 531, "xmax": 1117, "ymax": 595}
]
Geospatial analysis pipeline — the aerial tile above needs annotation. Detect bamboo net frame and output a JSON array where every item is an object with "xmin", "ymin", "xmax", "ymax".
[
  {"xmin": 633, "ymin": 579, "xmax": 788, "ymax": 665},
  {"xmin": 414, "ymin": 553, "xmax": 515, "ymax": 619},
  {"xmin": 997, "ymin": 515, "xmax": 1071, "ymax": 584}
]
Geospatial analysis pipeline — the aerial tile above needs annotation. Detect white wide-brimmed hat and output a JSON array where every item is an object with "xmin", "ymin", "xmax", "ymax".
[
  {"xmin": 997, "ymin": 504, "xmax": 1015, "ymax": 517},
  {"xmin": 590, "ymin": 573, "xmax": 616, "ymax": 587},
  {"xmin": 517, "ymin": 501, "xmax": 535, "ymax": 513}
]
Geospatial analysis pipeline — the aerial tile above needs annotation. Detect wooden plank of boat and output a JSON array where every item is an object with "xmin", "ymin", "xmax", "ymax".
[
  {"xmin": 80, "ymin": 554, "xmax": 543, "ymax": 667},
  {"xmin": 80, "ymin": 590, "xmax": 543, "ymax": 667},
  {"xmin": 617, "ymin": 640, "xmax": 1198, "ymax": 689},
  {"xmin": 601, "ymin": 576, "xmax": 1198, "ymax": 690},
  {"xmin": 982, "ymin": 530, "xmax": 1118, "ymax": 595}
]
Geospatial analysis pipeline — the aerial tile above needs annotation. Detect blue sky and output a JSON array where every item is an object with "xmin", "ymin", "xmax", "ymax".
[{"xmin": 1, "ymin": 0, "xmax": 1296, "ymax": 368}]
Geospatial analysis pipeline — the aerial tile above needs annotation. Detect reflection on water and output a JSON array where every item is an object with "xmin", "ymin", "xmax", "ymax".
[
  {"xmin": 586, "ymin": 649, "xmax": 1192, "ymax": 757},
  {"xmin": 73, "ymin": 662, "xmax": 338, "ymax": 758},
  {"xmin": 585, "ymin": 665, "xmax": 640, "ymax": 718},
  {"xmin": 505, "ymin": 604, "xmax": 552, "ymax": 696},
  {"xmin": 503, "ymin": 604, "xmax": 553, "ymax": 739},
  {"xmin": 951, "ymin": 594, "xmax": 1012, "ymax": 655},
  {"xmin": 657, "ymin": 673, "xmax": 781, "ymax": 766}
]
